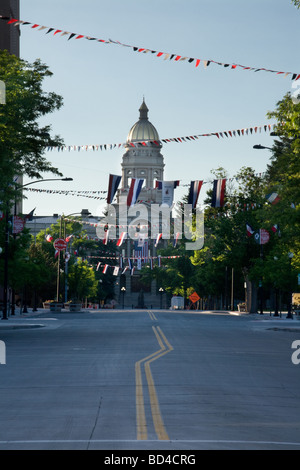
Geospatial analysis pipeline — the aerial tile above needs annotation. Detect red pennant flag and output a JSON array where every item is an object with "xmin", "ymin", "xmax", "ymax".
[{"xmin": 117, "ymin": 232, "xmax": 126, "ymax": 247}]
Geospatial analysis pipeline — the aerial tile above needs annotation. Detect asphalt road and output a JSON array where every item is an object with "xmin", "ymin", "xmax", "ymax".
[{"xmin": 0, "ymin": 309, "xmax": 299, "ymax": 450}]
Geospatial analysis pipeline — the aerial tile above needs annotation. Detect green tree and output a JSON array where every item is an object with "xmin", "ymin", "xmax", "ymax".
[
  {"xmin": 67, "ymin": 258, "xmax": 98, "ymax": 301},
  {"xmin": 0, "ymin": 50, "xmax": 63, "ymax": 208},
  {"xmin": 34, "ymin": 216, "xmax": 118, "ymax": 303},
  {"xmin": 192, "ymin": 167, "xmax": 267, "ymax": 311}
]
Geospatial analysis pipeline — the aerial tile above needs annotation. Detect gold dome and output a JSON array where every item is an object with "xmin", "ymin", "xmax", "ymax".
[{"xmin": 127, "ymin": 100, "xmax": 160, "ymax": 143}]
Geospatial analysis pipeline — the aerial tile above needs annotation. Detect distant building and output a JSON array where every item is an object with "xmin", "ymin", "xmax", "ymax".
[
  {"xmin": 25, "ymin": 209, "xmax": 98, "ymax": 240},
  {"xmin": 26, "ymin": 101, "xmax": 169, "ymax": 308},
  {"xmin": 0, "ymin": 1, "xmax": 22, "ymax": 215},
  {"xmin": 114, "ymin": 100, "xmax": 167, "ymax": 308},
  {"xmin": 0, "ymin": 0, "xmax": 20, "ymax": 57}
]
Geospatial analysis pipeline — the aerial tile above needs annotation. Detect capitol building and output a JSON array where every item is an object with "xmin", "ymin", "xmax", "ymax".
[{"xmin": 114, "ymin": 99, "xmax": 167, "ymax": 308}]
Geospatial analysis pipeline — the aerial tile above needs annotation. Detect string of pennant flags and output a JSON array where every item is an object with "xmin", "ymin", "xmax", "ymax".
[
  {"xmin": 25, "ymin": 188, "xmax": 107, "ymax": 200},
  {"xmin": 1, "ymin": 16, "xmax": 300, "ymax": 81},
  {"xmin": 45, "ymin": 123, "xmax": 275, "ymax": 152},
  {"xmin": 26, "ymin": 172, "xmax": 265, "ymax": 207},
  {"xmin": 24, "ymin": 170, "xmax": 267, "ymax": 206},
  {"xmin": 94, "ymin": 254, "xmax": 182, "ymax": 276}
]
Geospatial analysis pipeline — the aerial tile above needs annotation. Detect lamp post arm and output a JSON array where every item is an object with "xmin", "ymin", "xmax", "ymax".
[{"xmin": 21, "ymin": 177, "xmax": 73, "ymax": 188}]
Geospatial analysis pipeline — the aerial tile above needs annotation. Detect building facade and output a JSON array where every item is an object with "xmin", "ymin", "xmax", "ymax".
[
  {"xmin": 0, "ymin": 1, "xmax": 22, "ymax": 214},
  {"xmin": 0, "ymin": 0, "xmax": 20, "ymax": 57},
  {"xmin": 25, "ymin": 101, "xmax": 168, "ymax": 308},
  {"xmin": 115, "ymin": 100, "xmax": 166, "ymax": 308}
]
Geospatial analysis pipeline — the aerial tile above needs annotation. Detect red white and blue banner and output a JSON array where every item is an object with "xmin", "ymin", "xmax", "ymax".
[
  {"xmin": 102, "ymin": 264, "xmax": 109, "ymax": 274},
  {"xmin": 107, "ymin": 174, "xmax": 121, "ymax": 204},
  {"xmin": 116, "ymin": 231, "xmax": 126, "ymax": 247},
  {"xmin": 246, "ymin": 223, "xmax": 255, "ymax": 237},
  {"xmin": 266, "ymin": 192, "xmax": 280, "ymax": 204},
  {"xmin": 134, "ymin": 239, "xmax": 149, "ymax": 262},
  {"xmin": 211, "ymin": 179, "xmax": 226, "ymax": 208},
  {"xmin": 155, "ymin": 233, "xmax": 162, "ymax": 247},
  {"xmin": 127, "ymin": 178, "xmax": 144, "ymax": 206},
  {"xmin": 188, "ymin": 180, "xmax": 203, "ymax": 209},
  {"xmin": 173, "ymin": 232, "xmax": 180, "ymax": 248},
  {"xmin": 103, "ymin": 229, "xmax": 109, "ymax": 245}
]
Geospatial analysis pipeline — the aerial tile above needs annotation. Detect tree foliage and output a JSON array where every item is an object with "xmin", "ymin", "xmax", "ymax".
[{"xmin": 0, "ymin": 51, "xmax": 64, "ymax": 207}]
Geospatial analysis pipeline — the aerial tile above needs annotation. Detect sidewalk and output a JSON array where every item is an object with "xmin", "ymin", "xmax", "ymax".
[
  {"xmin": 231, "ymin": 310, "xmax": 300, "ymax": 332},
  {"xmin": 0, "ymin": 307, "xmax": 56, "ymax": 329}
]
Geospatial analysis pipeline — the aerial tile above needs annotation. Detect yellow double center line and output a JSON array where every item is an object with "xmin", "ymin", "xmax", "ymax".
[{"xmin": 135, "ymin": 324, "xmax": 173, "ymax": 440}]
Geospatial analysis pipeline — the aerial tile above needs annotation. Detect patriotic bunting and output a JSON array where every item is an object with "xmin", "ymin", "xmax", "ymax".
[
  {"xmin": 107, "ymin": 174, "xmax": 121, "ymax": 204},
  {"xmin": 102, "ymin": 264, "xmax": 109, "ymax": 274},
  {"xmin": 25, "ymin": 188, "xmax": 107, "ymax": 199},
  {"xmin": 1, "ymin": 16, "xmax": 299, "ymax": 80},
  {"xmin": 127, "ymin": 178, "xmax": 144, "ymax": 206},
  {"xmin": 188, "ymin": 181, "xmax": 203, "ymax": 209},
  {"xmin": 155, "ymin": 233, "xmax": 162, "ymax": 247},
  {"xmin": 266, "ymin": 192, "xmax": 280, "ymax": 204},
  {"xmin": 173, "ymin": 232, "xmax": 180, "ymax": 248},
  {"xmin": 246, "ymin": 223, "xmax": 255, "ymax": 237},
  {"xmin": 103, "ymin": 229, "xmax": 109, "ymax": 245},
  {"xmin": 116, "ymin": 232, "xmax": 126, "ymax": 247},
  {"xmin": 45, "ymin": 123, "xmax": 275, "ymax": 153},
  {"xmin": 211, "ymin": 179, "xmax": 226, "ymax": 208}
]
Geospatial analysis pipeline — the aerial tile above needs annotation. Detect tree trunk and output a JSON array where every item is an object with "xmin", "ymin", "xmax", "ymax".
[{"xmin": 247, "ymin": 280, "xmax": 258, "ymax": 313}]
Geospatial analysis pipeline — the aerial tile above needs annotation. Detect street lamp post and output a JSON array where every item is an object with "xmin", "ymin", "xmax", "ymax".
[
  {"xmin": 253, "ymin": 145, "xmax": 273, "ymax": 150},
  {"xmin": 2, "ymin": 208, "xmax": 10, "ymax": 320},
  {"xmin": 273, "ymin": 256, "xmax": 279, "ymax": 317},
  {"xmin": 62, "ymin": 210, "xmax": 91, "ymax": 303},
  {"xmin": 287, "ymin": 252, "xmax": 294, "ymax": 319},
  {"xmin": 159, "ymin": 287, "xmax": 164, "ymax": 309},
  {"xmin": 121, "ymin": 287, "xmax": 126, "ymax": 309},
  {"xmin": 1, "ymin": 177, "xmax": 73, "ymax": 320}
]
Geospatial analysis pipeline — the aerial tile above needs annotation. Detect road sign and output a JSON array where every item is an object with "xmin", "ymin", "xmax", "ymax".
[
  {"xmin": 189, "ymin": 292, "xmax": 200, "ymax": 304},
  {"xmin": 12, "ymin": 216, "xmax": 25, "ymax": 234},
  {"xmin": 53, "ymin": 238, "xmax": 67, "ymax": 251}
]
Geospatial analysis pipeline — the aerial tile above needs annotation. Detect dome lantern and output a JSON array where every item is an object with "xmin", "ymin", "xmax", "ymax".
[
  {"xmin": 121, "ymin": 100, "xmax": 164, "ymax": 193},
  {"xmin": 126, "ymin": 99, "xmax": 160, "ymax": 145}
]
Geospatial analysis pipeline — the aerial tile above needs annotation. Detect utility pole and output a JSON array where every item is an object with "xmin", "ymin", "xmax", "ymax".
[{"xmin": 231, "ymin": 268, "xmax": 234, "ymax": 311}]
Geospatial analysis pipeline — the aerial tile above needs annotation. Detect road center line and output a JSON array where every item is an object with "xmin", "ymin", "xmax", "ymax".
[
  {"xmin": 147, "ymin": 310, "xmax": 157, "ymax": 321},
  {"xmin": 135, "ymin": 325, "xmax": 173, "ymax": 441}
]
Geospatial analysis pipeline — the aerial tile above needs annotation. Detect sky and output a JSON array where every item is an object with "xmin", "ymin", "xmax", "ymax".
[{"xmin": 17, "ymin": 0, "xmax": 300, "ymax": 217}]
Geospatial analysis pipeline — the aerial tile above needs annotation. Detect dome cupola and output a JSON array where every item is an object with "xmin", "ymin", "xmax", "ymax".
[
  {"xmin": 127, "ymin": 99, "xmax": 160, "ymax": 144},
  {"xmin": 120, "ymin": 100, "xmax": 164, "ymax": 196}
]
